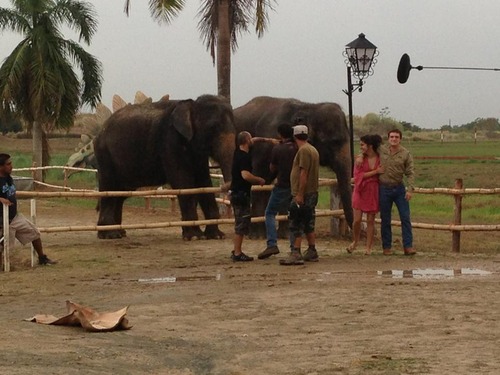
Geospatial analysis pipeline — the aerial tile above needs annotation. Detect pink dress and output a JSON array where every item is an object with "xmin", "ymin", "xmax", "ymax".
[{"xmin": 352, "ymin": 156, "xmax": 380, "ymax": 213}]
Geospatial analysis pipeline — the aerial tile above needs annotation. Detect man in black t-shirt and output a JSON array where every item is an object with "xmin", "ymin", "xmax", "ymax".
[
  {"xmin": 0, "ymin": 153, "xmax": 57, "ymax": 265},
  {"xmin": 229, "ymin": 132, "xmax": 266, "ymax": 262},
  {"xmin": 258, "ymin": 123, "xmax": 298, "ymax": 260}
]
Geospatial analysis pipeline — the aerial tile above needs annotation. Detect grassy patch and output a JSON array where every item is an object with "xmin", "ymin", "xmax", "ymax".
[
  {"xmin": 357, "ymin": 356, "xmax": 430, "ymax": 374},
  {"xmin": 404, "ymin": 140, "xmax": 500, "ymax": 158}
]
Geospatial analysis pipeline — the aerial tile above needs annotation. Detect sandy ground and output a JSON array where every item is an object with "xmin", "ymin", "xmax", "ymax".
[{"xmin": 1, "ymin": 201, "xmax": 499, "ymax": 375}]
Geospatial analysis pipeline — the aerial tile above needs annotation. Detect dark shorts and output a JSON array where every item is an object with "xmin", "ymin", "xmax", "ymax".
[
  {"xmin": 231, "ymin": 192, "xmax": 251, "ymax": 235},
  {"xmin": 289, "ymin": 192, "xmax": 318, "ymax": 238}
]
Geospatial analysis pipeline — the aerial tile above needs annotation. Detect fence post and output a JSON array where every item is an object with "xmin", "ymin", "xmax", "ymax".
[
  {"xmin": 63, "ymin": 167, "xmax": 69, "ymax": 200},
  {"xmin": 31, "ymin": 162, "xmax": 37, "ymax": 186},
  {"xmin": 2, "ymin": 202, "xmax": 10, "ymax": 272},
  {"xmin": 30, "ymin": 199, "xmax": 37, "ymax": 267},
  {"xmin": 452, "ymin": 178, "xmax": 463, "ymax": 252}
]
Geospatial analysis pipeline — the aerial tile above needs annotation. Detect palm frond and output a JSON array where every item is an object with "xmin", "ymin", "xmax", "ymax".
[
  {"xmin": 197, "ymin": 0, "xmax": 218, "ymax": 63},
  {"xmin": 197, "ymin": 0, "xmax": 275, "ymax": 62},
  {"xmin": 124, "ymin": 0, "xmax": 131, "ymax": 15},
  {"xmin": 62, "ymin": 39, "xmax": 102, "ymax": 107},
  {"xmin": 0, "ymin": 7, "xmax": 31, "ymax": 35},
  {"xmin": 0, "ymin": 39, "xmax": 33, "ymax": 118},
  {"xmin": 149, "ymin": 0, "xmax": 185, "ymax": 24},
  {"xmin": 124, "ymin": 0, "xmax": 184, "ymax": 24},
  {"xmin": 50, "ymin": 0, "xmax": 98, "ymax": 44},
  {"xmin": 254, "ymin": 0, "xmax": 275, "ymax": 38}
]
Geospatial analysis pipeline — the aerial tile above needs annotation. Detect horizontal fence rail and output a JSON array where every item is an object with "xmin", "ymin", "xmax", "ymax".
[{"xmin": 2, "ymin": 166, "xmax": 498, "ymax": 272}]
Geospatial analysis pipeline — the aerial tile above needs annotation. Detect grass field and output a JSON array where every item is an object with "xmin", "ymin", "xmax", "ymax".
[{"xmin": 3, "ymin": 136, "xmax": 500, "ymax": 254}]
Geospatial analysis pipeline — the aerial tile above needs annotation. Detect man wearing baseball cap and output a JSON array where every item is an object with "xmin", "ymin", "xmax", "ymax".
[{"xmin": 280, "ymin": 125, "xmax": 320, "ymax": 265}]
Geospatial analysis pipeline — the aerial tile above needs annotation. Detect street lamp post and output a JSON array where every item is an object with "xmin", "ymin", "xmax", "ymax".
[{"xmin": 343, "ymin": 33, "xmax": 378, "ymax": 171}]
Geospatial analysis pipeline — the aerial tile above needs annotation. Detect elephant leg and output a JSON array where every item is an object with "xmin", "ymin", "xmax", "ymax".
[
  {"xmin": 177, "ymin": 195, "xmax": 205, "ymax": 240},
  {"xmin": 192, "ymin": 161, "xmax": 225, "ymax": 240},
  {"xmin": 114, "ymin": 197, "xmax": 127, "ymax": 237},
  {"xmin": 249, "ymin": 190, "xmax": 270, "ymax": 239},
  {"xmin": 97, "ymin": 197, "xmax": 126, "ymax": 239},
  {"xmin": 197, "ymin": 192, "xmax": 225, "ymax": 239}
]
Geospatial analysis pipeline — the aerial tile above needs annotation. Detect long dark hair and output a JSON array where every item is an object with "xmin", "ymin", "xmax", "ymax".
[{"xmin": 360, "ymin": 134, "xmax": 382, "ymax": 153}]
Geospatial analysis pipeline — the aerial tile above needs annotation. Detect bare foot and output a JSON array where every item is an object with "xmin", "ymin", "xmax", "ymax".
[
  {"xmin": 364, "ymin": 249, "xmax": 372, "ymax": 256},
  {"xmin": 346, "ymin": 242, "xmax": 356, "ymax": 254}
]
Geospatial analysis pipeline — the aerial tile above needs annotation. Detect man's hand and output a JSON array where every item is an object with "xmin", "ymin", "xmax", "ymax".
[
  {"xmin": 0, "ymin": 197, "xmax": 12, "ymax": 206},
  {"xmin": 405, "ymin": 191, "xmax": 412, "ymax": 201},
  {"xmin": 220, "ymin": 181, "xmax": 230, "ymax": 193},
  {"xmin": 295, "ymin": 193, "xmax": 304, "ymax": 206}
]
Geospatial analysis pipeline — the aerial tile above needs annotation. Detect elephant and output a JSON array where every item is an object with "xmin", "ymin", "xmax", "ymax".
[
  {"xmin": 233, "ymin": 96, "xmax": 353, "ymax": 238},
  {"xmin": 94, "ymin": 94, "xmax": 235, "ymax": 240}
]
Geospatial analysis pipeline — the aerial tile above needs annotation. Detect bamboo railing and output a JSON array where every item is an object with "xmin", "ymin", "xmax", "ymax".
[{"xmin": 2, "ymin": 166, "xmax": 499, "ymax": 272}]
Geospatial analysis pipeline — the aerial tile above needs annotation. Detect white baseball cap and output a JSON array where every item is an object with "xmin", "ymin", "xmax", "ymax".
[{"xmin": 293, "ymin": 125, "xmax": 308, "ymax": 135}]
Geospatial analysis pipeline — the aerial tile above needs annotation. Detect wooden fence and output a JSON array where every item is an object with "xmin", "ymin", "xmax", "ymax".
[{"xmin": 2, "ymin": 166, "xmax": 499, "ymax": 272}]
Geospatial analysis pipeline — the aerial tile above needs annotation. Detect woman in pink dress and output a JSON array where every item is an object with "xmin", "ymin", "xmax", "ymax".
[{"xmin": 347, "ymin": 134, "xmax": 384, "ymax": 255}]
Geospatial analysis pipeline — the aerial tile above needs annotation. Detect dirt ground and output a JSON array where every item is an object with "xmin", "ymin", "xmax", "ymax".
[{"xmin": 1, "ymin": 200, "xmax": 499, "ymax": 375}]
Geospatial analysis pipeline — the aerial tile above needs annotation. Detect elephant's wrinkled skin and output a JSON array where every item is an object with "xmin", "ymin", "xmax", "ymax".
[
  {"xmin": 234, "ymin": 96, "xmax": 353, "ymax": 238},
  {"xmin": 94, "ymin": 95, "xmax": 235, "ymax": 240}
]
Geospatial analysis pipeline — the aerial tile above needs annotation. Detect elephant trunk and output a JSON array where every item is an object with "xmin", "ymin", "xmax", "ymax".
[
  {"xmin": 330, "ymin": 144, "xmax": 354, "ymax": 229},
  {"xmin": 214, "ymin": 132, "xmax": 235, "ymax": 185}
]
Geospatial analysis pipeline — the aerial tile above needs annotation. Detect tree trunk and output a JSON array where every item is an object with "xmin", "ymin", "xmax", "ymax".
[
  {"xmin": 32, "ymin": 121, "xmax": 44, "ymax": 182},
  {"xmin": 217, "ymin": 0, "xmax": 231, "ymax": 102}
]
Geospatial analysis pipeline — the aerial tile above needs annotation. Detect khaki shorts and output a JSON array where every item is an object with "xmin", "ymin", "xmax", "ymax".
[{"xmin": 1, "ymin": 214, "xmax": 40, "ymax": 247}]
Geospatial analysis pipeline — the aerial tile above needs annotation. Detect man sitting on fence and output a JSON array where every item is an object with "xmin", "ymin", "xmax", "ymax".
[{"xmin": 0, "ymin": 153, "xmax": 57, "ymax": 265}]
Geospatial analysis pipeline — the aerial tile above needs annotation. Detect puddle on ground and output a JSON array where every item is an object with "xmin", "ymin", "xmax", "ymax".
[
  {"xmin": 137, "ymin": 269, "xmax": 493, "ymax": 283},
  {"xmin": 138, "ymin": 275, "xmax": 216, "ymax": 283},
  {"xmin": 377, "ymin": 268, "xmax": 492, "ymax": 279}
]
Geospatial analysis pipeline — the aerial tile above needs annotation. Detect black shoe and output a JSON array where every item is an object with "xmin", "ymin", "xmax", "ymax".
[
  {"xmin": 258, "ymin": 246, "xmax": 280, "ymax": 260},
  {"xmin": 231, "ymin": 251, "xmax": 254, "ymax": 262},
  {"xmin": 39, "ymin": 255, "xmax": 57, "ymax": 265}
]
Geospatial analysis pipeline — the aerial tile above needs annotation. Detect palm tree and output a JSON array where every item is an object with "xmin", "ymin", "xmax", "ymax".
[
  {"xmin": 124, "ymin": 0, "xmax": 274, "ymax": 102},
  {"xmin": 0, "ymin": 0, "xmax": 102, "ymax": 181}
]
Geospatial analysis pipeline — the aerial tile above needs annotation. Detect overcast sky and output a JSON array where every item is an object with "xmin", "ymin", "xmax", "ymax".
[{"xmin": 1, "ymin": 0, "xmax": 499, "ymax": 129}]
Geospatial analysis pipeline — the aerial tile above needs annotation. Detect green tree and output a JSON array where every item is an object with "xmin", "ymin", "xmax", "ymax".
[
  {"xmin": 358, "ymin": 112, "xmax": 402, "ymax": 137},
  {"xmin": 0, "ymin": 0, "xmax": 102, "ymax": 181},
  {"xmin": 124, "ymin": 0, "xmax": 274, "ymax": 102},
  {"xmin": 0, "ymin": 113, "xmax": 22, "ymax": 134}
]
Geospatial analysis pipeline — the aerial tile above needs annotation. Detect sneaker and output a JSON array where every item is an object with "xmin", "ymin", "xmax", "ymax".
[
  {"xmin": 230, "ymin": 251, "xmax": 254, "ymax": 262},
  {"xmin": 303, "ymin": 247, "xmax": 319, "ymax": 262},
  {"xmin": 279, "ymin": 251, "xmax": 304, "ymax": 266},
  {"xmin": 39, "ymin": 255, "xmax": 57, "ymax": 265},
  {"xmin": 258, "ymin": 245, "xmax": 280, "ymax": 260}
]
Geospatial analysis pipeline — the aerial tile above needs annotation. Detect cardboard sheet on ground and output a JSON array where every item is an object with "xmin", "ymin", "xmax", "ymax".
[{"xmin": 25, "ymin": 301, "xmax": 132, "ymax": 332}]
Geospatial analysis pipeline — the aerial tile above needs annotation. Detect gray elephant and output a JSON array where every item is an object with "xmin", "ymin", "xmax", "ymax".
[
  {"xmin": 233, "ymin": 96, "xmax": 353, "ymax": 237},
  {"xmin": 94, "ymin": 95, "xmax": 235, "ymax": 240}
]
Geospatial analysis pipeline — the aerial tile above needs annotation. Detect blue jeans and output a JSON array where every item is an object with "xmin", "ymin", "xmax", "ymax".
[
  {"xmin": 265, "ymin": 186, "xmax": 292, "ymax": 248},
  {"xmin": 379, "ymin": 184, "xmax": 413, "ymax": 249}
]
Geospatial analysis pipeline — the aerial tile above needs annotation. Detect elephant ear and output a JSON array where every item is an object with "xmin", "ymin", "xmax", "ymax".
[{"xmin": 171, "ymin": 100, "xmax": 194, "ymax": 141}]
